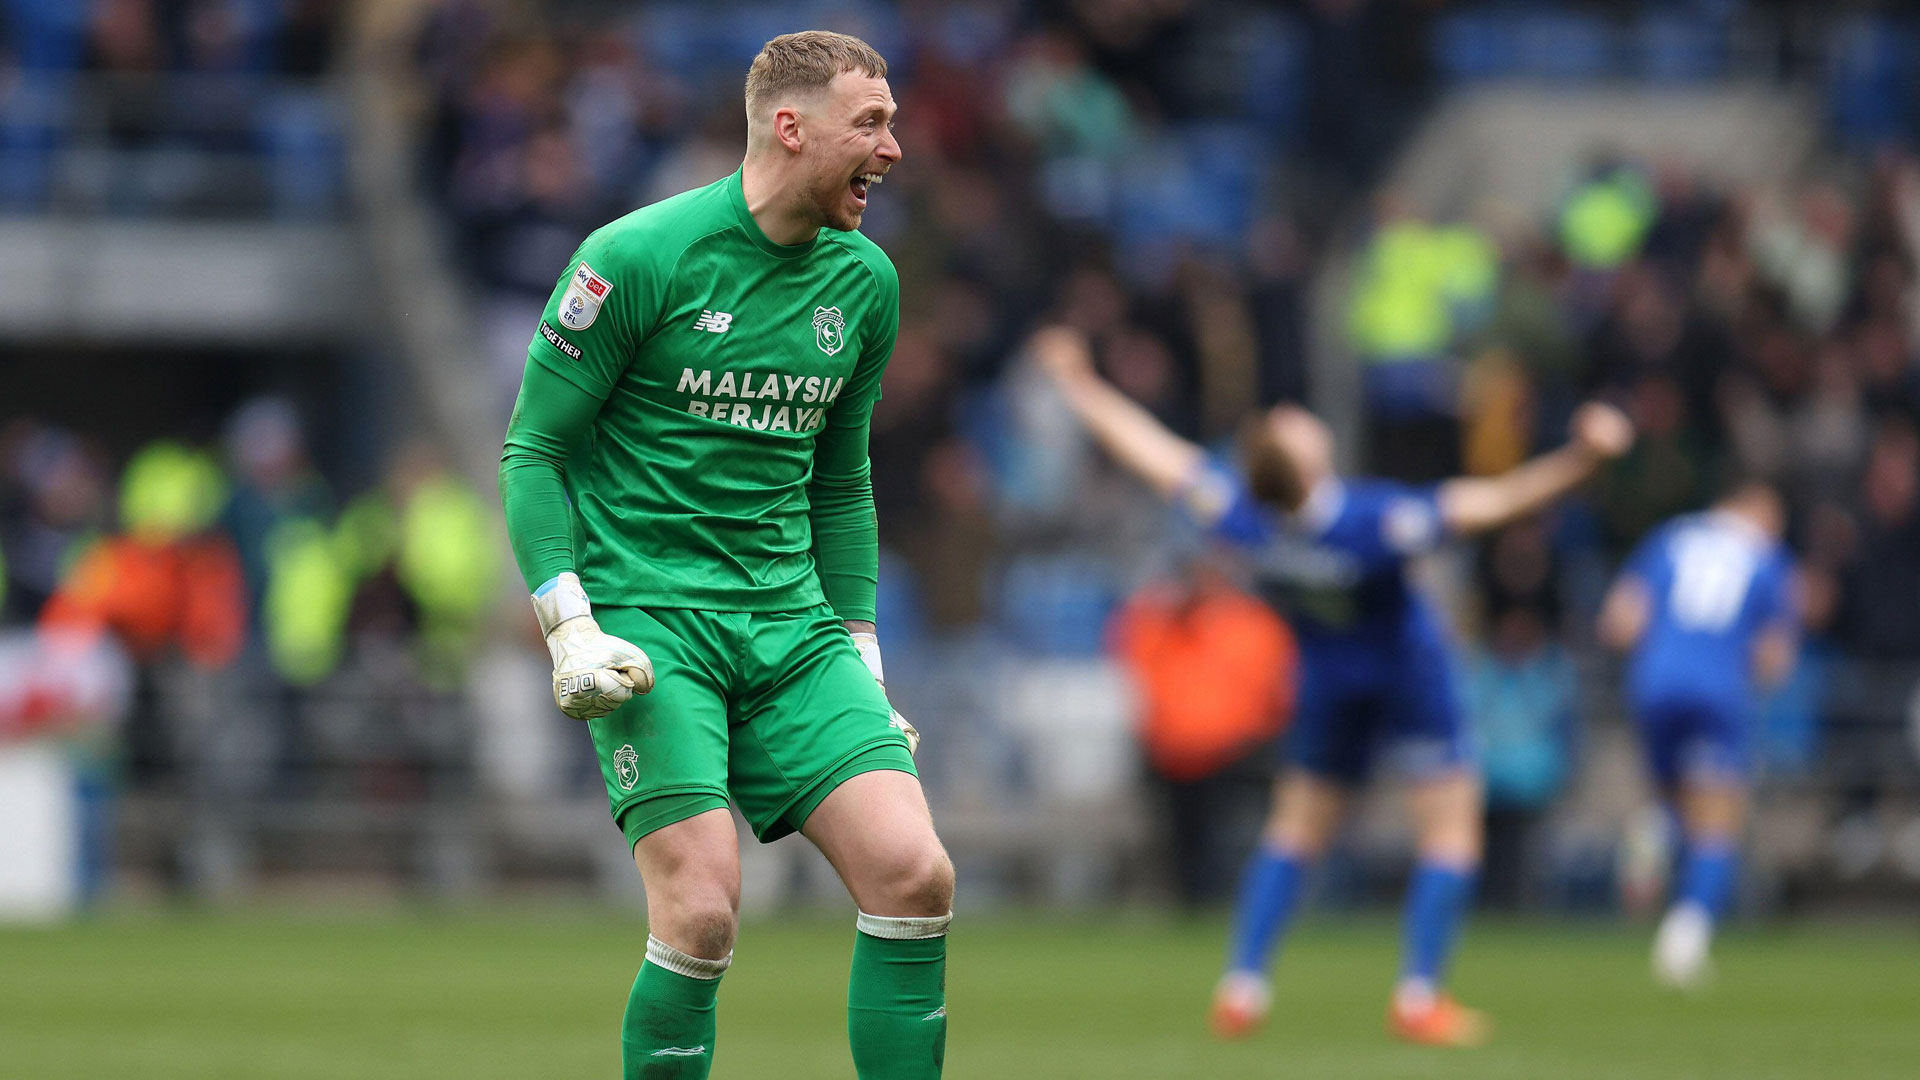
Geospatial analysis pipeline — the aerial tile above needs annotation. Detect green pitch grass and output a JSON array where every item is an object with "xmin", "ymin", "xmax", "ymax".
[{"xmin": 3, "ymin": 909, "xmax": 1915, "ymax": 1079}]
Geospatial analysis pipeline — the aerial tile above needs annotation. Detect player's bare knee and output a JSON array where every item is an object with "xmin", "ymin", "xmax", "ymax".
[
  {"xmin": 1416, "ymin": 829, "xmax": 1481, "ymax": 868},
  {"xmin": 684, "ymin": 902, "xmax": 739, "ymax": 958},
  {"xmin": 875, "ymin": 844, "xmax": 954, "ymax": 916},
  {"xmin": 642, "ymin": 858, "xmax": 740, "ymax": 959},
  {"xmin": 654, "ymin": 890, "xmax": 738, "ymax": 959},
  {"xmin": 1264, "ymin": 807, "xmax": 1335, "ymax": 858},
  {"xmin": 915, "ymin": 848, "xmax": 957, "ymax": 913}
]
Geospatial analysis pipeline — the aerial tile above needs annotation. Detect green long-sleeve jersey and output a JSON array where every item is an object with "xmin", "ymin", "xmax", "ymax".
[{"xmin": 499, "ymin": 169, "xmax": 897, "ymax": 621}]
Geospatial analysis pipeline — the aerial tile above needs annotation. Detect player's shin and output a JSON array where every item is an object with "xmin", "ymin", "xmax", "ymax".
[
  {"xmin": 1226, "ymin": 843, "xmax": 1310, "ymax": 977},
  {"xmin": 848, "ymin": 911, "xmax": 950, "ymax": 1079},
  {"xmin": 622, "ymin": 936, "xmax": 729, "ymax": 1079},
  {"xmin": 1675, "ymin": 838, "xmax": 1738, "ymax": 921},
  {"xmin": 1654, "ymin": 838, "xmax": 1737, "ymax": 988},
  {"xmin": 1396, "ymin": 860, "xmax": 1478, "ymax": 1008},
  {"xmin": 1212, "ymin": 844, "xmax": 1308, "ymax": 1037}
]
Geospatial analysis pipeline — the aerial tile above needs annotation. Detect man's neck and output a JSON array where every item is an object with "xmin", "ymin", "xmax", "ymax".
[{"xmin": 740, "ymin": 156, "xmax": 819, "ymax": 246}]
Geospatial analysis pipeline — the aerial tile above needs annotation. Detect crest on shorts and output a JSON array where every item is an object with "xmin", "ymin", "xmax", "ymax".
[
  {"xmin": 812, "ymin": 305, "xmax": 847, "ymax": 355},
  {"xmin": 559, "ymin": 261, "xmax": 612, "ymax": 330},
  {"xmin": 614, "ymin": 744, "xmax": 639, "ymax": 791}
]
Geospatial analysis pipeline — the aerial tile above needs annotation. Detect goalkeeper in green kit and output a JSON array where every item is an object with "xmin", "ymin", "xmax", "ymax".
[{"xmin": 499, "ymin": 32, "xmax": 950, "ymax": 1079}]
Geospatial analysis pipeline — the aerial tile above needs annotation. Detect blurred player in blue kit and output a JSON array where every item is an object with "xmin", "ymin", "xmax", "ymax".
[
  {"xmin": 1599, "ymin": 481, "xmax": 1799, "ymax": 990},
  {"xmin": 1032, "ymin": 327, "xmax": 1634, "ymax": 1046}
]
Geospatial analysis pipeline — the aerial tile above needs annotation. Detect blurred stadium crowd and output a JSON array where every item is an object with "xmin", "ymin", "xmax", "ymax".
[
  {"xmin": 4, "ymin": 0, "xmax": 1920, "ymax": 909},
  {"xmin": 0, "ymin": 0, "xmax": 344, "ymax": 216}
]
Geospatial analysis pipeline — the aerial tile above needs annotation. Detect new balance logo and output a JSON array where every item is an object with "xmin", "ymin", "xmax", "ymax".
[
  {"xmin": 693, "ymin": 310, "xmax": 733, "ymax": 334},
  {"xmin": 651, "ymin": 1046, "xmax": 708, "ymax": 1058}
]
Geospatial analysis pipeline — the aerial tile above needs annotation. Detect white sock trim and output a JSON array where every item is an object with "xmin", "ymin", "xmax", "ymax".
[
  {"xmin": 856, "ymin": 911, "xmax": 952, "ymax": 940},
  {"xmin": 1393, "ymin": 977, "xmax": 1437, "ymax": 1013},
  {"xmin": 646, "ymin": 935, "xmax": 731, "ymax": 980}
]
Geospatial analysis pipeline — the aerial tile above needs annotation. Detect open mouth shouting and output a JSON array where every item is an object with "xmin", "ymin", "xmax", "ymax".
[{"xmin": 849, "ymin": 168, "xmax": 884, "ymax": 208}]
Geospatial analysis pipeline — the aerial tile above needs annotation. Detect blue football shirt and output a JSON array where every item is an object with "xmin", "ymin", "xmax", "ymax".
[
  {"xmin": 1623, "ymin": 511, "xmax": 1796, "ymax": 709},
  {"xmin": 1197, "ymin": 473, "xmax": 1452, "ymax": 651}
]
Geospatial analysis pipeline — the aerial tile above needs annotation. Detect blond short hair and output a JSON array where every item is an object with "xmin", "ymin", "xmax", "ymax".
[
  {"xmin": 1236, "ymin": 414, "xmax": 1308, "ymax": 510},
  {"xmin": 744, "ymin": 31, "xmax": 887, "ymax": 120}
]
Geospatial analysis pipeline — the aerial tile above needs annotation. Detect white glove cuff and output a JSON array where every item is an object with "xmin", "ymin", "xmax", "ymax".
[
  {"xmin": 532, "ymin": 572, "xmax": 593, "ymax": 637},
  {"xmin": 851, "ymin": 631, "xmax": 884, "ymax": 684}
]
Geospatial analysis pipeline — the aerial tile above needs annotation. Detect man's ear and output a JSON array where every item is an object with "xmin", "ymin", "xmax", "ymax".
[{"xmin": 772, "ymin": 105, "xmax": 804, "ymax": 154}]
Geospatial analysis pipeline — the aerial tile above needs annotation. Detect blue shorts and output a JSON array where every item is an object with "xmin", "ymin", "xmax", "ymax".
[
  {"xmin": 1633, "ymin": 692, "xmax": 1749, "ymax": 788},
  {"xmin": 1284, "ymin": 641, "xmax": 1472, "ymax": 785}
]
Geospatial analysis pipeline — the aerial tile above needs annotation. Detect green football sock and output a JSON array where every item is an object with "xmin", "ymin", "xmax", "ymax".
[
  {"xmin": 848, "ymin": 912, "xmax": 951, "ymax": 1079},
  {"xmin": 621, "ymin": 935, "xmax": 729, "ymax": 1079}
]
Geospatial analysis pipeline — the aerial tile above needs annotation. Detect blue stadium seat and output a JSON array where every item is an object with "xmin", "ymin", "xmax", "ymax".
[
  {"xmin": 1514, "ymin": 12, "xmax": 1616, "ymax": 82},
  {"xmin": 0, "ymin": 68, "xmax": 72, "ymax": 209},
  {"xmin": 254, "ymin": 89, "xmax": 344, "ymax": 219},
  {"xmin": 1239, "ymin": 12, "xmax": 1305, "ymax": 137},
  {"xmin": 998, "ymin": 555, "xmax": 1122, "ymax": 657},
  {"xmin": 1179, "ymin": 124, "xmax": 1259, "ymax": 240},
  {"xmin": 637, "ymin": 2, "xmax": 904, "ymax": 91},
  {"xmin": 1433, "ymin": 12, "xmax": 1518, "ymax": 84},
  {"xmin": 1636, "ymin": 14, "xmax": 1727, "ymax": 82},
  {"xmin": 2, "ymin": 0, "xmax": 89, "ymax": 72},
  {"xmin": 1827, "ymin": 16, "xmax": 1918, "ymax": 146}
]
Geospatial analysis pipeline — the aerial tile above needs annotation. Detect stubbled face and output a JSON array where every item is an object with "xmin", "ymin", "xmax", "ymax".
[
  {"xmin": 798, "ymin": 71, "xmax": 900, "ymax": 232},
  {"xmin": 1266, "ymin": 404, "xmax": 1335, "ymax": 491}
]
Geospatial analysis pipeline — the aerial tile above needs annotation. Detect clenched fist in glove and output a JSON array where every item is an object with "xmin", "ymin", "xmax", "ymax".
[{"xmin": 532, "ymin": 572, "xmax": 654, "ymax": 720}]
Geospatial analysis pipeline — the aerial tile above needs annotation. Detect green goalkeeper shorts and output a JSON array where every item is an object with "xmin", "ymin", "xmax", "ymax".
[{"xmin": 584, "ymin": 603, "xmax": 916, "ymax": 846}]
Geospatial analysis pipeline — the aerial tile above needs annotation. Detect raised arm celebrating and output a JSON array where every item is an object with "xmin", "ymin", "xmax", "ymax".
[
  {"xmin": 1032, "ymin": 323, "xmax": 1632, "ymax": 538},
  {"xmin": 1435, "ymin": 401, "xmax": 1635, "ymax": 537},
  {"xmin": 1029, "ymin": 325, "xmax": 1207, "ymax": 501}
]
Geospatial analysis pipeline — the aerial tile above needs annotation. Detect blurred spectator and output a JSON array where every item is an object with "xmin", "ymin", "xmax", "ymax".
[
  {"xmin": 1002, "ymin": 27, "xmax": 1135, "ymax": 163},
  {"xmin": 277, "ymin": 0, "xmax": 340, "ymax": 80},
  {"xmin": 40, "ymin": 441, "xmax": 243, "ymax": 672},
  {"xmin": 1464, "ymin": 606, "xmax": 1578, "ymax": 911},
  {"xmin": 1599, "ymin": 375, "xmax": 1712, "ymax": 552},
  {"xmin": 903, "ymin": 438, "xmax": 998, "ymax": 633},
  {"xmin": 1244, "ymin": 214, "xmax": 1314, "ymax": 407},
  {"xmin": 1749, "ymin": 183, "xmax": 1854, "ymax": 337},
  {"xmin": 221, "ymin": 396, "xmax": 331, "ymax": 637},
  {"xmin": 1109, "ymin": 557, "xmax": 1296, "ymax": 906},
  {"xmin": 260, "ymin": 514, "xmax": 353, "ymax": 686},
  {"xmin": 38, "ymin": 440, "xmax": 245, "ymax": 796},
  {"xmin": 385, "ymin": 442, "xmax": 499, "ymax": 685},
  {"xmin": 1837, "ymin": 418, "xmax": 1920, "ymax": 660},
  {"xmin": 0, "ymin": 424, "xmax": 111, "ymax": 626},
  {"xmin": 1558, "ymin": 161, "xmax": 1656, "ymax": 273},
  {"xmin": 1346, "ymin": 193, "xmax": 1496, "ymax": 479},
  {"xmin": 260, "ymin": 440, "xmax": 498, "ymax": 690}
]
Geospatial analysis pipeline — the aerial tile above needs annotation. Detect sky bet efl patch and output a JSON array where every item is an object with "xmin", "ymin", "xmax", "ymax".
[{"xmin": 558, "ymin": 261, "xmax": 612, "ymax": 330}]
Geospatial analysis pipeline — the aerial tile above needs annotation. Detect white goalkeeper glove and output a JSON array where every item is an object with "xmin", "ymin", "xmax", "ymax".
[
  {"xmin": 851, "ymin": 631, "xmax": 918, "ymax": 755},
  {"xmin": 532, "ymin": 572, "xmax": 654, "ymax": 720}
]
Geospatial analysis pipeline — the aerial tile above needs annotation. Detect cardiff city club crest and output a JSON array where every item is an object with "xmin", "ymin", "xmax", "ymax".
[
  {"xmin": 614, "ymin": 744, "xmax": 639, "ymax": 791},
  {"xmin": 812, "ymin": 305, "xmax": 847, "ymax": 356}
]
